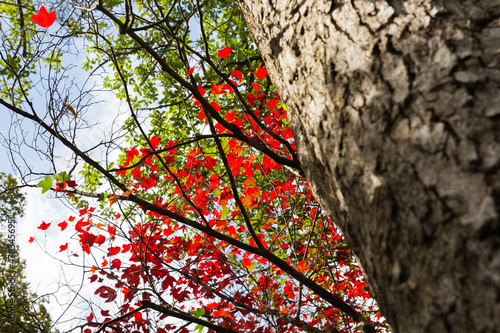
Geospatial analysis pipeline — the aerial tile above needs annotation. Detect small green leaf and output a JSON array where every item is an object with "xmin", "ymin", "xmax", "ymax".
[
  {"xmin": 54, "ymin": 171, "xmax": 71, "ymax": 182},
  {"xmin": 190, "ymin": 308, "xmax": 205, "ymax": 318},
  {"xmin": 194, "ymin": 324, "xmax": 204, "ymax": 333},
  {"xmin": 38, "ymin": 176, "xmax": 53, "ymax": 194},
  {"xmin": 220, "ymin": 207, "xmax": 230, "ymax": 219}
]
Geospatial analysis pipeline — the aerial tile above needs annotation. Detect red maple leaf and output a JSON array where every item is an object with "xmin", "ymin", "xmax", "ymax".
[
  {"xmin": 59, "ymin": 243, "xmax": 68, "ymax": 252},
  {"xmin": 150, "ymin": 135, "xmax": 161, "ymax": 149},
  {"xmin": 28, "ymin": 236, "xmax": 35, "ymax": 243},
  {"xmin": 231, "ymin": 69, "xmax": 243, "ymax": 81},
  {"xmin": 110, "ymin": 258, "xmax": 122, "ymax": 269},
  {"xmin": 212, "ymin": 83, "xmax": 225, "ymax": 94},
  {"xmin": 254, "ymin": 65, "xmax": 267, "ymax": 80},
  {"xmin": 186, "ymin": 66, "xmax": 195, "ymax": 76},
  {"xmin": 94, "ymin": 286, "xmax": 117, "ymax": 303},
  {"xmin": 58, "ymin": 221, "xmax": 68, "ymax": 231},
  {"xmin": 31, "ymin": 5, "xmax": 56, "ymax": 28},
  {"xmin": 37, "ymin": 221, "xmax": 51, "ymax": 230},
  {"xmin": 217, "ymin": 47, "xmax": 232, "ymax": 58}
]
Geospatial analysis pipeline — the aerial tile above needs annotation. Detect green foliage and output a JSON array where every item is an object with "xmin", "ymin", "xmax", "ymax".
[
  {"xmin": 0, "ymin": 173, "xmax": 25, "ymax": 227},
  {"xmin": 37, "ymin": 176, "xmax": 53, "ymax": 194},
  {"xmin": 0, "ymin": 174, "xmax": 57, "ymax": 332}
]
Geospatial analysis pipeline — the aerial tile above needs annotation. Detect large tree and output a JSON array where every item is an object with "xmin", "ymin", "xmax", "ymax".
[
  {"xmin": 237, "ymin": 0, "xmax": 500, "ymax": 332},
  {"xmin": 1, "ymin": 1, "xmax": 387, "ymax": 333}
]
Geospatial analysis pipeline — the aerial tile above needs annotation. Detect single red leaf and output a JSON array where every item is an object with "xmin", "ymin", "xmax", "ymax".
[
  {"xmin": 110, "ymin": 258, "xmax": 122, "ymax": 269},
  {"xmin": 197, "ymin": 85, "xmax": 205, "ymax": 96},
  {"xmin": 66, "ymin": 180, "xmax": 77, "ymax": 187},
  {"xmin": 217, "ymin": 47, "xmax": 232, "ymax": 58},
  {"xmin": 150, "ymin": 135, "xmax": 161, "ymax": 149},
  {"xmin": 108, "ymin": 246, "xmax": 121, "ymax": 256},
  {"xmin": 59, "ymin": 243, "xmax": 68, "ymax": 252},
  {"xmin": 107, "ymin": 224, "xmax": 116, "ymax": 235},
  {"xmin": 186, "ymin": 66, "xmax": 195, "ymax": 76},
  {"xmin": 254, "ymin": 65, "xmax": 267, "ymax": 79},
  {"xmin": 58, "ymin": 221, "xmax": 68, "ymax": 231},
  {"xmin": 242, "ymin": 257, "xmax": 252, "ymax": 269},
  {"xmin": 31, "ymin": 5, "xmax": 56, "ymax": 28},
  {"xmin": 101, "ymin": 310, "xmax": 110, "ymax": 317},
  {"xmin": 86, "ymin": 312, "xmax": 94, "ymax": 322},
  {"xmin": 210, "ymin": 102, "xmax": 221, "ymax": 112},
  {"xmin": 28, "ymin": 236, "xmax": 35, "ymax": 243},
  {"xmin": 247, "ymin": 93, "xmax": 255, "ymax": 106},
  {"xmin": 297, "ymin": 260, "xmax": 310, "ymax": 273},
  {"xmin": 37, "ymin": 221, "xmax": 51, "ymax": 230},
  {"xmin": 94, "ymin": 286, "xmax": 117, "ymax": 303},
  {"xmin": 122, "ymin": 244, "xmax": 131, "ymax": 253},
  {"xmin": 101, "ymin": 258, "xmax": 108, "ymax": 267},
  {"xmin": 95, "ymin": 234, "xmax": 106, "ymax": 245},
  {"xmin": 212, "ymin": 83, "xmax": 225, "ymax": 94},
  {"xmin": 227, "ymin": 225, "xmax": 237, "ymax": 237},
  {"xmin": 231, "ymin": 69, "xmax": 243, "ymax": 81},
  {"xmin": 133, "ymin": 312, "xmax": 143, "ymax": 322},
  {"xmin": 252, "ymin": 82, "xmax": 261, "ymax": 91},
  {"xmin": 268, "ymin": 98, "xmax": 278, "ymax": 110}
]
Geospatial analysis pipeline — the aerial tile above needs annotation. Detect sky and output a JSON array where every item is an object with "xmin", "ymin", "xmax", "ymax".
[
  {"xmin": 0, "ymin": 2, "xmax": 211, "ymax": 331},
  {"xmin": 0, "ymin": 16, "xmax": 126, "ymax": 331}
]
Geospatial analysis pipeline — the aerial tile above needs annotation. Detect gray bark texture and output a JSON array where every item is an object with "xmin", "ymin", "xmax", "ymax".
[{"xmin": 237, "ymin": 0, "xmax": 500, "ymax": 332}]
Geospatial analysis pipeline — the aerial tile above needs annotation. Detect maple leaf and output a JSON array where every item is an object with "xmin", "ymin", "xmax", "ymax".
[
  {"xmin": 95, "ymin": 234, "xmax": 106, "ymax": 245},
  {"xmin": 297, "ymin": 260, "xmax": 310, "ymax": 273},
  {"xmin": 28, "ymin": 237, "xmax": 35, "ymax": 243},
  {"xmin": 217, "ymin": 47, "xmax": 232, "ymax": 58},
  {"xmin": 31, "ymin": 5, "xmax": 56, "ymax": 28},
  {"xmin": 150, "ymin": 135, "xmax": 161, "ymax": 149},
  {"xmin": 267, "ymin": 98, "xmax": 278, "ymax": 110},
  {"xmin": 210, "ymin": 101, "xmax": 221, "ymax": 111},
  {"xmin": 187, "ymin": 66, "xmax": 195, "ymax": 76},
  {"xmin": 101, "ymin": 258, "xmax": 108, "ymax": 267},
  {"xmin": 58, "ymin": 221, "xmax": 68, "ymax": 231},
  {"xmin": 108, "ymin": 246, "xmax": 121, "ymax": 256},
  {"xmin": 107, "ymin": 224, "xmax": 116, "ymax": 235},
  {"xmin": 94, "ymin": 286, "xmax": 117, "ymax": 303},
  {"xmin": 66, "ymin": 180, "xmax": 78, "ymax": 188},
  {"xmin": 242, "ymin": 257, "xmax": 252, "ymax": 269},
  {"xmin": 231, "ymin": 69, "xmax": 243, "ymax": 81},
  {"xmin": 212, "ymin": 83, "xmax": 225, "ymax": 94},
  {"xmin": 37, "ymin": 221, "xmax": 51, "ymax": 230},
  {"xmin": 242, "ymin": 177, "xmax": 256, "ymax": 186},
  {"xmin": 59, "ymin": 243, "xmax": 68, "ymax": 252},
  {"xmin": 110, "ymin": 259, "xmax": 122, "ymax": 269},
  {"xmin": 254, "ymin": 65, "xmax": 267, "ymax": 79},
  {"xmin": 108, "ymin": 194, "xmax": 120, "ymax": 206}
]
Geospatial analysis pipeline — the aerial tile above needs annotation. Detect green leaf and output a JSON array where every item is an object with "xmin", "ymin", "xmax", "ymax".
[
  {"xmin": 220, "ymin": 207, "xmax": 230, "ymax": 219},
  {"xmin": 194, "ymin": 324, "xmax": 204, "ymax": 333},
  {"xmin": 54, "ymin": 171, "xmax": 71, "ymax": 182},
  {"xmin": 37, "ymin": 176, "xmax": 53, "ymax": 194},
  {"xmin": 190, "ymin": 308, "xmax": 205, "ymax": 318}
]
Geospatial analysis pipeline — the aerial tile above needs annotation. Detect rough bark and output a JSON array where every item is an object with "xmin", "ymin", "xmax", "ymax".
[{"xmin": 237, "ymin": 0, "xmax": 500, "ymax": 332}]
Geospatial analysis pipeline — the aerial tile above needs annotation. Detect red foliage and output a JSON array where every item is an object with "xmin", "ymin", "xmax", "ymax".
[{"xmin": 31, "ymin": 5, "xmax": 56, "ymax": 28}]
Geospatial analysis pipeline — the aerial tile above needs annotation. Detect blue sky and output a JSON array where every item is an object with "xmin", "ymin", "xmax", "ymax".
[{"xmin": 0, "ymin": 17, "xmax": 126, "ymax": 330}]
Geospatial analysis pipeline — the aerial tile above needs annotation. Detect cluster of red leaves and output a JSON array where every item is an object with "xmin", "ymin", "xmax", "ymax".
[{"xmin": 33, "ymin": 47, "xmax": 386, "ymax": 333}]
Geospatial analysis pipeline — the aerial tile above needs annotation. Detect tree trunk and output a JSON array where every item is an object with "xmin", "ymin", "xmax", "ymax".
[{"xmin": 237, "ymin": 0, "xmax": 500, "ymax": 332}]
